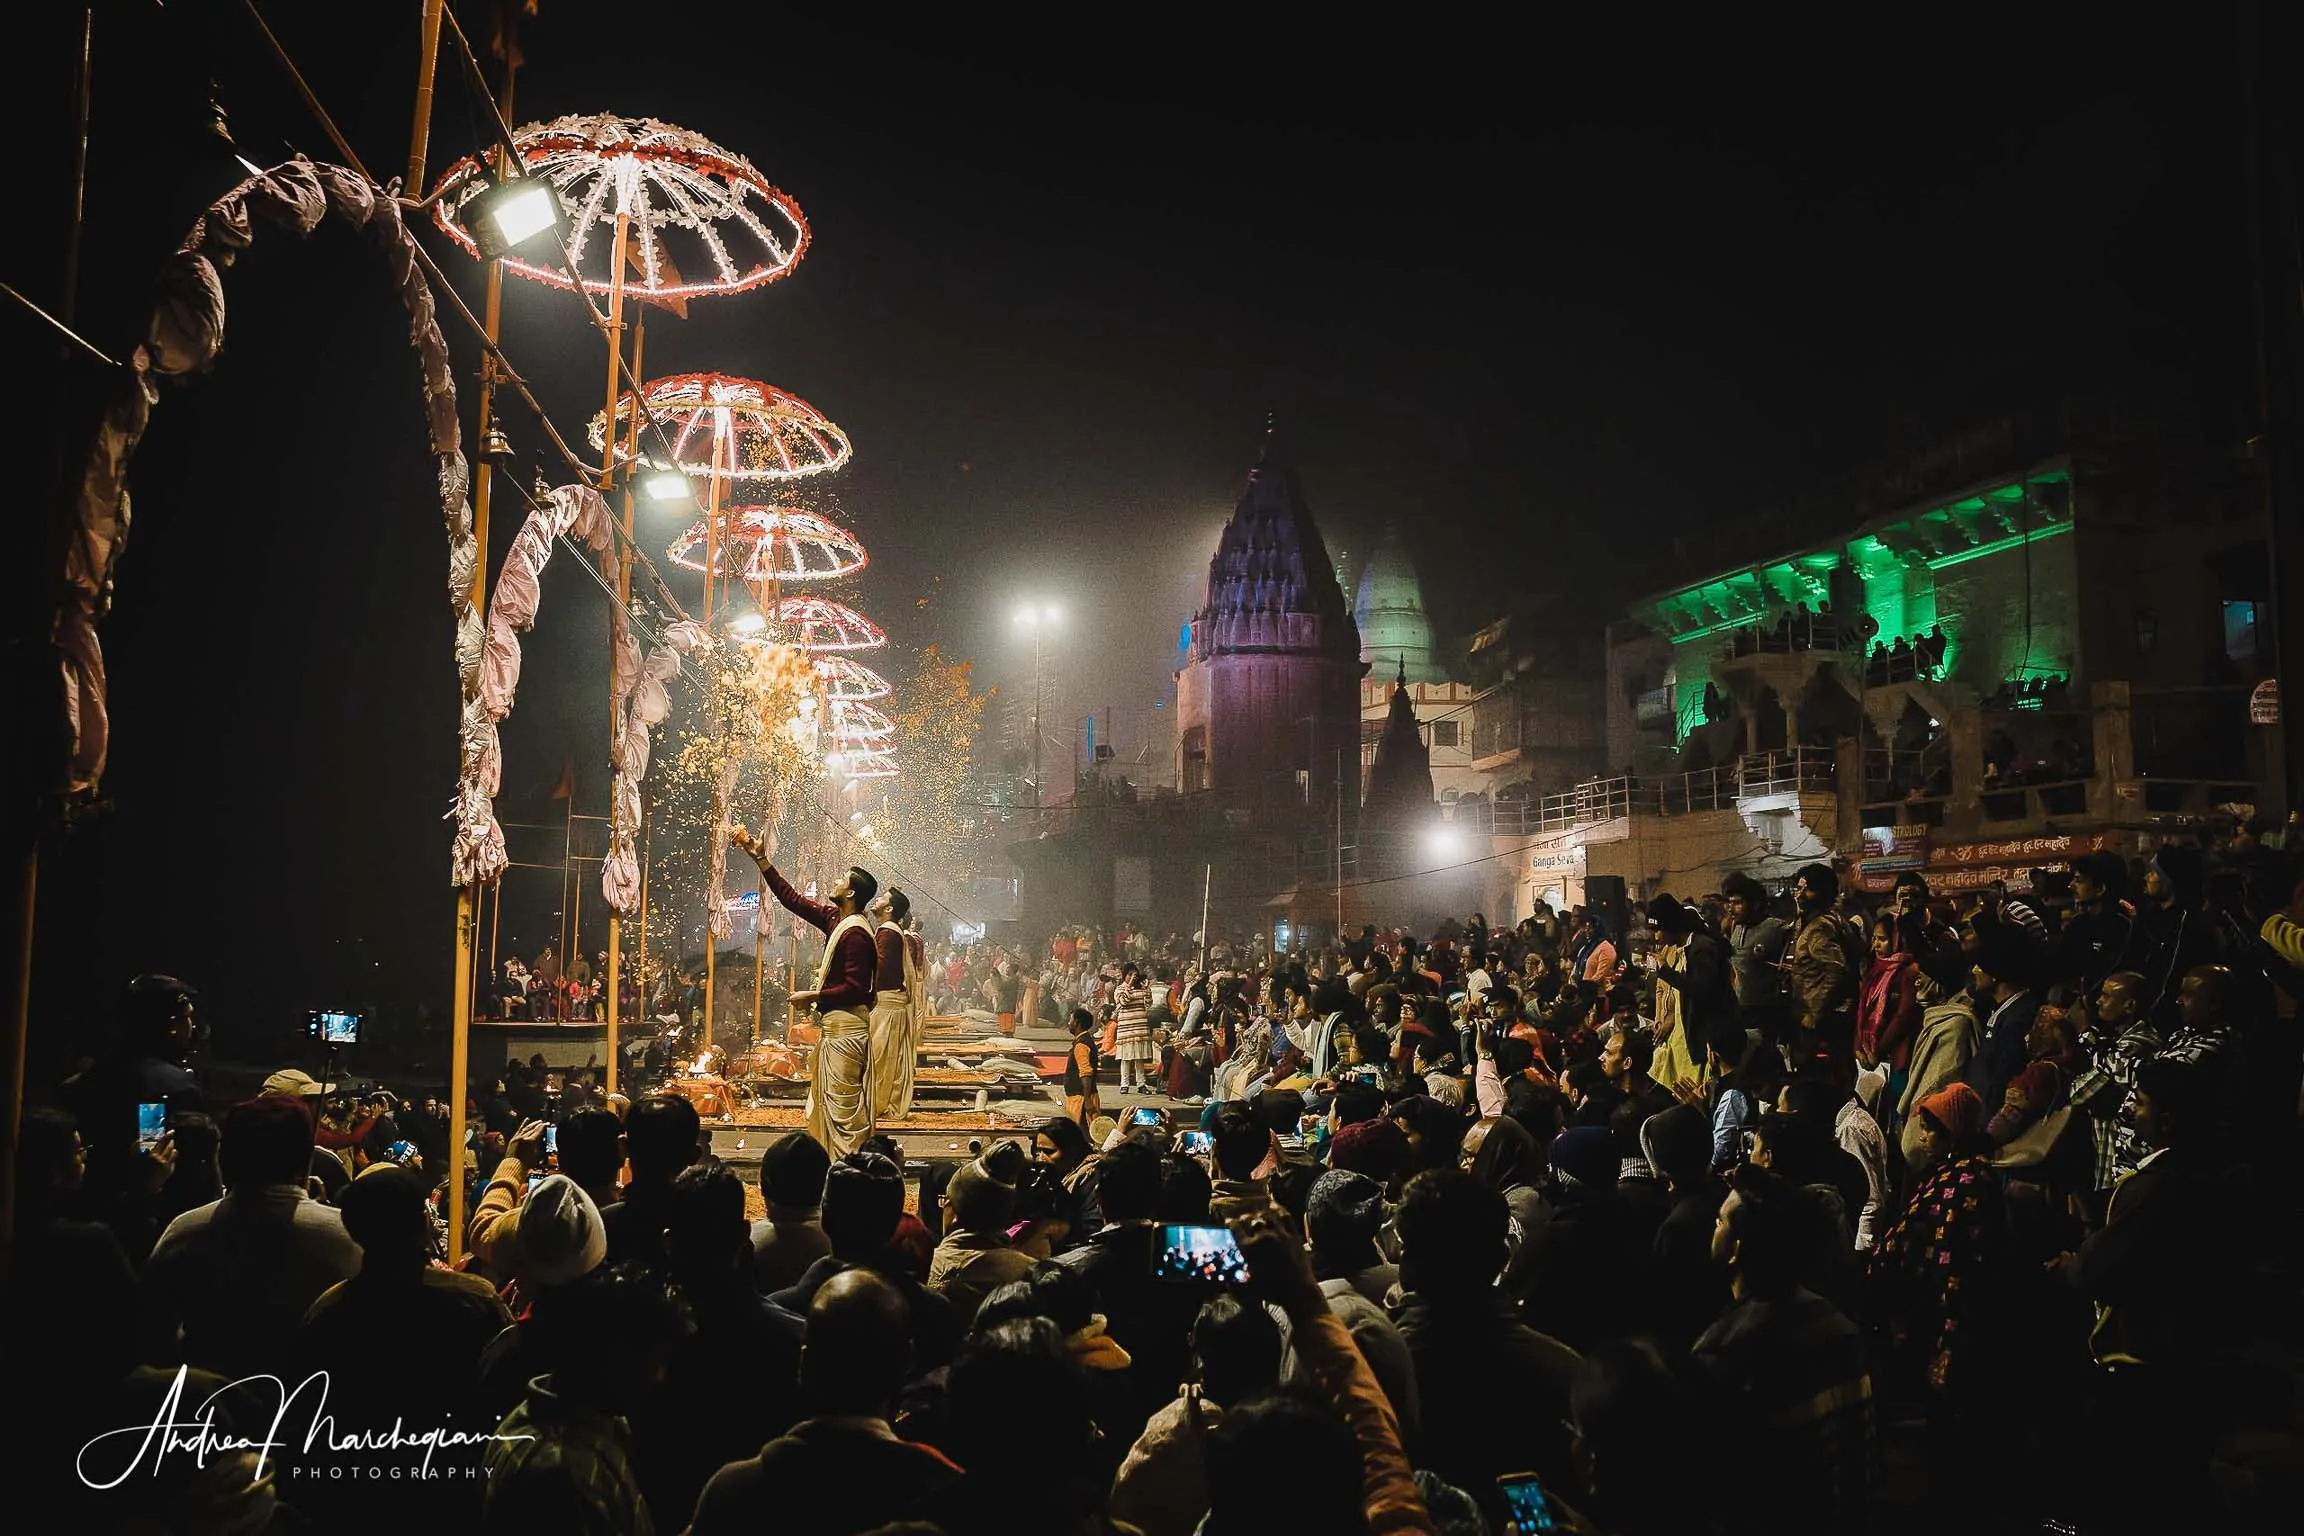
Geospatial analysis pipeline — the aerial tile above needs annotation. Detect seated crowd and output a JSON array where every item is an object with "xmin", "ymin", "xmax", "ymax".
[{"xmin": 7, "ymin": 831, "xmax": 2302, "ymax": 1535}]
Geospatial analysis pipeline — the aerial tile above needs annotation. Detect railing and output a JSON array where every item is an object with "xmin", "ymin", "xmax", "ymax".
[
  {"xmin": 1472, "ymin": 748, "xmax": 1836, "ymax": 838},
  {"xmin": 1979, "ymin": 777, "xmax": 2092, "ymax": 823}
]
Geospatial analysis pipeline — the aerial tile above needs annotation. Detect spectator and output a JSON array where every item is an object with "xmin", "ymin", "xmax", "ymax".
[
  {"xmin": 931, "ymin": 1318, "xmax": 1112, "ymax": 1536},
  {"xmin": 926, "ymin": 1153, "xmax": 1036, "ymax": 1328},
  {"xmin": 557, "ymin": 1105, "xmax": 627, "ymax": 1213},
  {"xmin": 1569, "ymin": 1339, "xmax": 1711, "ymax": 1535},
  {"xmin": 1033, "ymin": 1114, "xmax": 1105, "ymax": 1247},
  {"xmin": 298, "ymin": 1166, "xmax": 510, "ymax": 1520},
  {"xmin": 750, "ymin": 1130, "xmax": 834, "ymax": 1292},
  {"xmin": 1111, "ymin": 1294, "xmax": 1281, "ymax": 1536},
  {"xmin": 144, "ymin": 1094, "xmax": 363, "ymax": 1378},
  {"xmin": 1856, "ymin": 909, "xmax": 1924, "ymax": 1076},
  {"xmin": 689, "ymin": 1269, "xmax": 958, "ymax": 1536},
  {"xmin": 1693, "ymin": 1167, "xmax": 1875, "ymax": 1535},
  {"xmin": 1458, "ymin": 1114, "xmax": 1549, "ymax": 1300},
  {"xmin": 1639, "ymin": 1102, "xmax": 1730, "ymax": 1351},
  {"xmin": 1207, "ymin": 1101, "xmax": 1275, "ymax": 1221},
  {"xmin": 1523, "ymin": 1125, "xmax": 1648, "ymax": 1350},
  {"xmin": 1391, "ymin": 1168, "xmax": 1581, "ymax": 1527},
  {"xmin": 642, "ymin": 1164, "xmax": 805, "ymax": 1526},
  {"xmin": 1205, "ymin": 1211, "xmax": 1433, "ymax": 1535},
  {"xmin": 773, "ymin": 1152, "xmax": 963, "ymax": 1373},
  {"xmin": 1055, "ymin": 1139, "xmax": 1200, "ymax": 1429},
  {"xmin": 1296, "ymin": 1169, "xmax": 1422, "ymax": 1447},
  {"xmin": 1897, "ymin": 945, "xmax": 1982, "ymax": 1167},
  {"xmin": 1327, "ymin": 1116, "xmax": 1411, "ymax": 1193},
  {"xmin": 1968, "ymin": 931, "xmax": 2043, "ymax": 1117},
  {"xmin": 602, "ymin": 1093, "xmax": 702, "ymax": 1276},
  {"xmin": 484, "ymin": 1266, "xmax": 693, "ymax": 1535}
]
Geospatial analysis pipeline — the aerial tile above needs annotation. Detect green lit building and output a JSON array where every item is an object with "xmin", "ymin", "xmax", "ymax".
[{"xmin": 1567, "ymin": 444, "xmax": 2278, "ymax": 902}]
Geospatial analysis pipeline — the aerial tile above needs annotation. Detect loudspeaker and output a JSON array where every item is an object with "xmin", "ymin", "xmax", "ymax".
[{"xmin": 1584, "ymin": 874, "xmax": 1630, "ymax": 943}]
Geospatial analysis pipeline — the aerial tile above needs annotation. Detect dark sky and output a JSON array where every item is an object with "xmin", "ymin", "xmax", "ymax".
[{"xmin": 17, "ymin": 2, "xmax": 2274, "ymax": 1063}]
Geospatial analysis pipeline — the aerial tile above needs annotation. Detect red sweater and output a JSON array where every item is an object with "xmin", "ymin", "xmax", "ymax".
[{"xmin": 764, "ymin": 865, "xmax": 877, "ymax": 1014}]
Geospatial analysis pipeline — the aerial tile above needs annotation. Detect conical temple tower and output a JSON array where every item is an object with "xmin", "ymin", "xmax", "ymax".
[{"xmin": 1174, "ymin": 425, "xmax": 1365, "ymax": 818}]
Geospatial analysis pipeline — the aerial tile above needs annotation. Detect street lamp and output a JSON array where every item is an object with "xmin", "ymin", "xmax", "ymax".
[{"xmin": 1012, "ymin": 601, "xmax": 1064, "ymax": 810}]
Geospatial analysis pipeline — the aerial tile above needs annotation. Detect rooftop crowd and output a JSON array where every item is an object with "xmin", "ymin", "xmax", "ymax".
[{"xmin": 7, "ymin": 819, "xmax": 2301, "ymax": 1535}]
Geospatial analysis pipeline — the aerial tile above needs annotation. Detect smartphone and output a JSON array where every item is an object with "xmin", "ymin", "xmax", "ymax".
[
  {"xmin": 1151, "ymin": 1222, "xmax": 1250, "ymax": 1285},
  {"xmin": 1176, "ymin": 1129, "xmax": 1212, "ymax": 1155},
  {"xmin": 136, "ymin": 1101, "xmax": 167, "ymax": 1152},
  {"xmin": 1497, "ymin": 1472, "xmax": 1562, "ymax": 1534},
  {"xmin": 307, "ymin": 1009, "xmax": 362, "ymax": 1045},
  {"xmin": 1130, "ymin": 1106, "xmax": 1164, "ymax": 1127}
]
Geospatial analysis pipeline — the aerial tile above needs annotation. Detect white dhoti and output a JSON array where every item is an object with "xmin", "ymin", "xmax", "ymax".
[
  {"xmin": 868, "ymin": 988, "xmax": 918, "ymax": 1120},
  {"xmin": 804, "ymin": 1008, "xmax": 873, "ymax": 1155}
]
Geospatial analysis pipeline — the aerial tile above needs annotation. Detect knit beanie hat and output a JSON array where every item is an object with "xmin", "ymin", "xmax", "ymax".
[
  {"xmin": 518, "ymin": 1173, "xmax": 608, "ymax": 1287},
  {"xmin": 1551, "ymin": 1126, "xmax": 1620, "ymax": 1192},
  {"xmin": 1326, "ymin": 1118, "xmax": 1409, "ymax": 1184},
  {"xmin": 1917, "ymin": 1082, "xmax": 1987, "ymax": 1142},
  {"xmin": 1304, "ymin": 1168, "xmax": 1385, "ymax": 1256}
]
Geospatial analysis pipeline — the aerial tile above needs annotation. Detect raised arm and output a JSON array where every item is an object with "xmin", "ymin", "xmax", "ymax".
[
  {"xmin": 734, "ymin": 828, "xmax": 835, "ymax": 935},
  {"xmin": 1230, "ymin": 1212, "xmax": 1435, "ymax": 1536}
]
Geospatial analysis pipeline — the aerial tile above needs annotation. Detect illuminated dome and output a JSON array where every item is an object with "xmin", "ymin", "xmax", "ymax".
[
  {"xmin": 666, "ymin": 507, "xmax": 867, "ymax": 584},
  {"xmin": 775, "ymin": 596, "xmax": 886, "ymax": 652},
  {"xmin": 1353, "ymin": 523, "xmax": 1446, "ymax": 684},
  {"xmin": 591, "ymin": 373, "xmax": 851, "ymax": 482},
  {"xmin": 431, "ymin": 113, "xmax": 808, "ymax": 301},
  {"xmin": 828, "ymin": 700, "xmax": 895, "ymax": 745},
  {"xmin": 813, "ymin": 655, "xmax": 891, "ymax": 701},
  {"xmin": 833, "ymin": 748, "xmax": 900, "ymax": 780}
]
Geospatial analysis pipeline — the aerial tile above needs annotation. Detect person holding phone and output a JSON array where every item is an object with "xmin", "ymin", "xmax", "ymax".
[{"xmin": 1197, "ymin": 1211, "xmax": 1434, "ymax": 1536}]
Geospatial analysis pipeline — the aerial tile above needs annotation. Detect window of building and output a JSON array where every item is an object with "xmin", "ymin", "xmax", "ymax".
[
  {"xmin": 1430, "ymin": 719, "xmax": 1461, "ymax": 748},
  {"xmin": 2135, "ymin": 610, "xmax": 2157, "ymax": 654},
  {"xmin": 2223, "ymin": 600, "xmax": 2258, "ymax": 662}
]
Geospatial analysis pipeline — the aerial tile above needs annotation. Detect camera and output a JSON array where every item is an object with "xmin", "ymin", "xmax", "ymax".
[{"xmin": 307, "ymin": 1009, "xmax": 362, "ymax": 1046}]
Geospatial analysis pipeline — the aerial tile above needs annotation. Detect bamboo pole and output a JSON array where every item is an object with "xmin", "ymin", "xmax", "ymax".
[
  {"xmin": 405, "ymin": 0, "xmax": 446, "ymax": 191},
  {"xmin": 446, "ymin": 76, "xmax": 515, "ymax": 1260},
  {"xmin": 599, "ymin": 211, "xmax": 629, "ymax": 1095}
]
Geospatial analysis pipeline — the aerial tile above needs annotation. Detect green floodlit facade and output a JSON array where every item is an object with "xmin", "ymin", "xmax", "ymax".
[{"xmin": 1628, "ymin": 464, "xmax": 2078, "ymax": 745}]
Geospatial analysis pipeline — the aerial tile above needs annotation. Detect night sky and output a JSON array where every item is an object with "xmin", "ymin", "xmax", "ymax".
[{"xmin": 16, "ymin": 3, "xmax": 2277, "ymax": 1068}]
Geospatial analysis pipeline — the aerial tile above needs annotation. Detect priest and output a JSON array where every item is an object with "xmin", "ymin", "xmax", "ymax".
[
  {"xmin": 868, "ymin": 888, "xmax": 926, "ymax": 1120},
  {"xmin": 733, "ymin": 827, "xmax": 879, "ymax": 1154}
]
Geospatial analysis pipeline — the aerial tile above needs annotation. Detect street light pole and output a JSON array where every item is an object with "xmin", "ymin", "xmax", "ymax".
[{"xmin": 1014, "ymin": 602, "xmax": 1063, "ymax": 812}]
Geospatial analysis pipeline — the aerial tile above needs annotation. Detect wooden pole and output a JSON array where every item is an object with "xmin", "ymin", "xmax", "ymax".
[
  {"xmin": 561, "ymin": 786, "xmax": 575, "ymax": 990},
  {"xmin": 405, "ymin": 0, "xmax": 446, "ymax": 191},
  {"xmin": 443, "ymin": 0, "xmax": 521, "ymax": 1267},
  {"xmin": 1199, "ymin": 862, "xmax": 1213, "ymax": 979},
  {"xmin": 600, "ymin": 211, "xmax": 629, "ymax": 1095},
  {"xmin": 637, "ymin": 807, "xmax": 651, "ymax": 1013}
]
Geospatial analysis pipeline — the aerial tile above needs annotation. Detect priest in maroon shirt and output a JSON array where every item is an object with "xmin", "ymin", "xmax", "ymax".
[
  {"xmin": 734, "ymin": 827, "xmax": 881, "ymax": 1154},
  {"xmin": 868, "ymin": 888, "xmax": 927, "ymax": 1120}
]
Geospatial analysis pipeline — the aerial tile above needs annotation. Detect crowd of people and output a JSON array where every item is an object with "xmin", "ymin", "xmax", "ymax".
[{"xmin": 7, "ymin": 821, "xmax": 2301, "ymax": 1534}]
